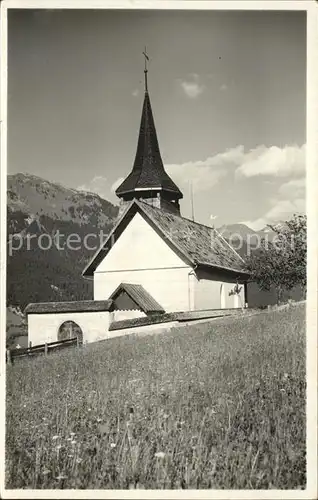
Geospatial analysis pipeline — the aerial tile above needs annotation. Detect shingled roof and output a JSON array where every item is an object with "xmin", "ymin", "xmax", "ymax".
[
  {"xmin": 25, "ymin": 300, "xmax": 114, "ymax": 315},
  {"xmin": 109, "ymin": 283, "xmax": 165, "ymax": 314},
  {"xmin": 83, "ymin": 199, "xmax": 249, "ymax": 278},
  {"xmin": 115, "ymin": 91, "xmax": 183, "ymax": 199}
]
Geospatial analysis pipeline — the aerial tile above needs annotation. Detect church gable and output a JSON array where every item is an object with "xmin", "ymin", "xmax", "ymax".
[{"xmin": 94, "ymin": 211, "xmax": 188, "ymax": 274}]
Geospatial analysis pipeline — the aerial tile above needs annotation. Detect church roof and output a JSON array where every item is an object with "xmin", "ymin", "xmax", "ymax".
[
  {"xmin": 82, "ymin": 199, "xmax": 249, "ymax": 278},
  {"xmin": 115, "ymin": 91, "xmax": 183, "ymax": 199},
  {"xmin": 109, "ymin": 282, "xmax": 165, "ymax": 314}
]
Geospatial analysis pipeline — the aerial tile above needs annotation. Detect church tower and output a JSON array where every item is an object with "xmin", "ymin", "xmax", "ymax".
[{"xmin": 115, "ymin": 50, "xmax": 183, "ymax": 216}]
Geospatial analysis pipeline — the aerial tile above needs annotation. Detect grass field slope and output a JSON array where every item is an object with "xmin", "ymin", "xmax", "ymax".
[{"xmin": 6, "ymin": 302, "xmax": 306, "ymax": 490}]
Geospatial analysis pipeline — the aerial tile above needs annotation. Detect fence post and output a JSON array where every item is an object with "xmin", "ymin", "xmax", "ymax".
[
  {"xmin": 44, "ymin": 342, "xmax": 48, "ymax": 356},
  {"xmin": 76, "ymin": 336, "xmax": 79, "ymax": 349},
  {"xmin": 28, "ymin": 341, "xmax": 32, "ymax": 349},
  {"xmin": 6, "ymin": 349, "xmax": 12, "ymax": 366}
]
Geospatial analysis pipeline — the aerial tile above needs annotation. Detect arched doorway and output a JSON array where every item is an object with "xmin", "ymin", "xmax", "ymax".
[{"xmin": 58, "ymin": 321, "xmax": 83, "ymax": 344}]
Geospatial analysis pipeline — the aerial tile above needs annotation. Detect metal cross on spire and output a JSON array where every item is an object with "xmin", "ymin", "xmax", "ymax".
[{"xmin": 142, "ymin": 46, "xmax": 149, "ymax": 92}]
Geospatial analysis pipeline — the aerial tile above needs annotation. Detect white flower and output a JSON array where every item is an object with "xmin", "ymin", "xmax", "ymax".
[
  {"xmin": 110, "ymin": 442, "xmax": 116, "ymax": 448},
  {"xmin": 55, "ymin": 474, "xmax": 67, "ymax": 480},
  {"xmin": 154, "ymin": 451, "xmax": 166, "ymax": 459},
  {"xmin": 52, "ymin": 435, "xmax": 59, "ymax": 440}
]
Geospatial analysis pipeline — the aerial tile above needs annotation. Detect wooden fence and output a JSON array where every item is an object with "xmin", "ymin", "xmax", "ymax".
[{"xmin": 6, "ymin": 337, "xmax": 81, "ymax": 365}]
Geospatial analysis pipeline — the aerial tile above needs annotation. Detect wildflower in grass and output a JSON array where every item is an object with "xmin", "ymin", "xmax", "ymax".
[
  {"xmin": 88, "ymin": 408, "xmax": 92, "ymax": 412},
  {"xmin": 52, "ymin": 435, "xmax": 59, "ymax": 441},
  {"xmin": 154, "ymin": 451, "xmax": 166, "ymax": 459},
  {"xmin": 70, "ymin": 432, "xmax": 76, "ymax": 437},
  {"xmin": 42, "ymin": 468, "xmax": 51, "ymax": 476},
  {"xmin": 110, "ymin": 442, "xmax": 116, "ymax": 448},
  {"xmin": 71, "ymin": 440, "xmax": 77, "ymax": 445},
  {"xmin": 76, "ymin": 458, "xmax": 82, "ymax": 464},
  {"xmin": 136, "ymin": 483, "xmax": 145, "ymax": 489},
  {"xmin": 55, "ymin": 444, "xmax": 62, "ymax": 451},
  {"xmin": 55, "ymin": 474, "xmax": 67, "ymax": 480},
  {"xmin": 97, "ymin": 417, "xmax": 102, "ymax": 423}
]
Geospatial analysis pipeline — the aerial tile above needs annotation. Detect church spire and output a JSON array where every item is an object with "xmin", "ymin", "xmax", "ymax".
[
  {"xmin": 115, "ymin": 50, "xmax": 183, "ymax": 215},
  {"xmin": 143, "ymin": 46, "xmax": 149, "ymax": 93}
]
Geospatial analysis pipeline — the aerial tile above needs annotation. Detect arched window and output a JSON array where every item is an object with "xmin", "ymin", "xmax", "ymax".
[{"xmin": 58, "ymin": 321, "xmax": 83, "ymax": 344}]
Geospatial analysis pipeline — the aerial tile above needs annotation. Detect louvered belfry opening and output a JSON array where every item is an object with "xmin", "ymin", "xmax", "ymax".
[{"xmin": 115, "ymin": 60, "xmax": 183, "ymax": 216}]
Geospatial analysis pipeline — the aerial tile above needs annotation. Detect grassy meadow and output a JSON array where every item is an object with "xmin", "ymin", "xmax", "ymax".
[{"xmin": 6, "ymin": 303, "xmax": 306, "ymax": 490}]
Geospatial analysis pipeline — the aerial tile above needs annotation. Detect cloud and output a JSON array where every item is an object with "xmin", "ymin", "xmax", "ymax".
[
  {"xmin": 236, "ymin": 144, "xmax": 305, "ymax": 178},
  {"xmin": 110, "ymin": 177, "xmax": 124, "ymax": 194},
  {"xmin": 242, "ymin": 195, "xmax": 305, "ymax": 231},
  {"xmin": 77, "ymin": 175, "xmax": 125, "ymax": 203},
  {"xmin": 220, "ymin": 84, "xmax": 228, "ymax": 91},
  {"xmin": 77, "ymin": 176, "xmax": 110, "ymax": 198},
  {"xmin": 132, "ymin": 89, "xmax": 139, "ymax": 97},
  {"xmin": 180, "ymin": 74, "xmax": 205, "ymax": 99},
  {"xmin": 265, "ymin": 198, "xmax": 305, "ymax": 221},
  {"xmin": 166, "ymin": 146, "xmax": 244, "ymax": 192},
  {"xmin": 278, "ymin": 177, "xmax": 305, "ymax": 197},
  {"xmin": 173, "ymin": 144, "xmax": 305, "ymax": 195}
]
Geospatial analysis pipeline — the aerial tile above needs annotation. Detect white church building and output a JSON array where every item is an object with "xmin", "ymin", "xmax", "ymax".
[{"xmin": 25, "ymin": 58, "xmax": 250, "ymax": 346}]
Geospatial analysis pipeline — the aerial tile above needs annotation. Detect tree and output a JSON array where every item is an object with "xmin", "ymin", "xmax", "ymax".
[{"xmin": 245, "ymin": 214, "xmax": 306, "ymax": 304}]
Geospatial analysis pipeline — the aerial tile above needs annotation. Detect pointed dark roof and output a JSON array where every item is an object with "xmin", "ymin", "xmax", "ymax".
[
  {"xmin": 83, "ymin": 199, "xmax": 250, "ymax": 278},
  {"xmin": 115, "ymin": 91, "xmax": 183, "ymax": 198}
]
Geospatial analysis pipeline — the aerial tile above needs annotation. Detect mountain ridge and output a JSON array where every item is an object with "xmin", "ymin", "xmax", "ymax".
[{"xmin": 8, "ymin": 173, "xmax": 278, "ymax": 240}]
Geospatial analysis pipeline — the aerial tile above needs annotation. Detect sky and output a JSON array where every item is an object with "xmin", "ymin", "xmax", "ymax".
[{"xmin": 8, "ymin": 8, "xmax": 306, "ymax": 229}]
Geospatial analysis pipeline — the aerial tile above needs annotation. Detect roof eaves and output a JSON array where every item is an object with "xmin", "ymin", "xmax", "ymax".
[{"xmin": 197, "ymin": 261, "xmax": 250, "ymax": 277}]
